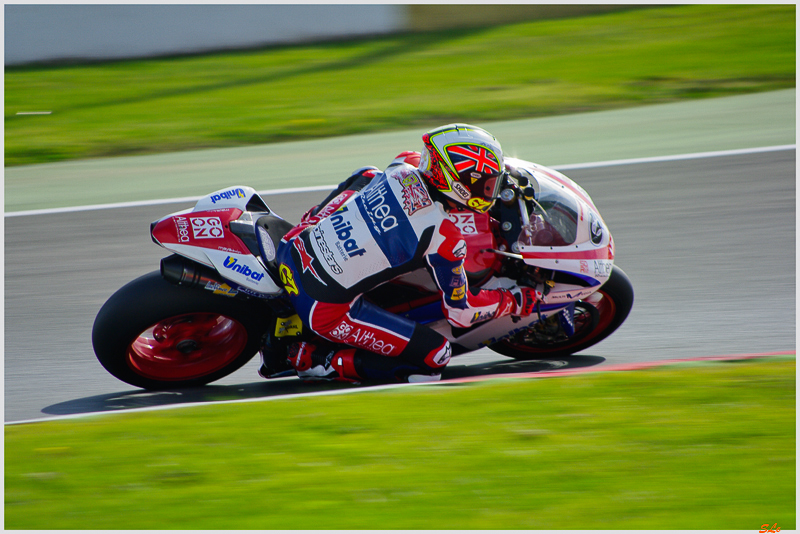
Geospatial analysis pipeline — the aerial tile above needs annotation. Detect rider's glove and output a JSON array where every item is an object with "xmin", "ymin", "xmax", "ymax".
[{"xmin": 510, "ymin": 286, "xmax": 542, "ymax": 317}]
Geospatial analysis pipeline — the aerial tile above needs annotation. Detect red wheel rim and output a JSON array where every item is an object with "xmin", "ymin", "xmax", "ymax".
[
  {"xmin": 126, "ymin": 313, "xmax": 248, "ymax": 381},
  {"xmin": 578, "ymin": 290, "xmax": 617, "ymax": 342},
  {"xmin": 500, "ymin": 288, "xmax": 618, "ymax": 355}
]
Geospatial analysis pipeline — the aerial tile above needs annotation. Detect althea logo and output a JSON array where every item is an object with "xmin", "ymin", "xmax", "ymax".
[{"xmin": 363, "ymin": 182, "xmax": 399, "ymax": 234}]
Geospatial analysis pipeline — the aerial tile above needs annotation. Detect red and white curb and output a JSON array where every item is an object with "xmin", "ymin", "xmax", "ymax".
[{"xmin": 442, "ymin": 350, "xmax": 795, "ymax": 384}]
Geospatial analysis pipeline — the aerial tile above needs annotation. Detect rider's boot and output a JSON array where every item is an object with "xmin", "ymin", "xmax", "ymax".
[
  {"xmin": 258, "ymin": 353, "xmax": 295, "ymax": 379},
  {"xmin": 287, "ymin": 342, "xmax": 361, "ymax": 384},
  {"xmin": 257, "ymin": 326, "xmax": 296, "ymax": 379}
]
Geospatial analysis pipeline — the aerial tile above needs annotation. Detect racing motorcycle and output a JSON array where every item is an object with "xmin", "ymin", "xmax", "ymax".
[{"xmin": 92, "ymin": 157, "xmax": 634, "ymax": 390}]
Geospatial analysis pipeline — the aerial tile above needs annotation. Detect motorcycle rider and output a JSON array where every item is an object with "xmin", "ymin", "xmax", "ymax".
[{"xmin": 269, "ymin": 124, "xmax": 541, "ymax": 383}]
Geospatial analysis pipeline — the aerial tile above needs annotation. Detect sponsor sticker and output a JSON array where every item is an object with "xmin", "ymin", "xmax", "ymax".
[
  {"xmin": 448, "ymin": 212, "xmax": 477, "ymax": 235},
  {"xmin": 330, "ymin": 321, "xmax": 354, "ymax": 341},
  {"xmin": 275, "ymin": 314, "xmax": 303, "ymax": 337},
  {"xmin": 396, "ymin": 172, "xmax": 433, "ymax": 215},
  {"xmin": 174, "ymin": 216, "xmax": 191, "ymax": 243},
  {"xmin": 472, "ymin": 310, "xmax": 494, "ymax": 324},
  {"xmin": 191, "ymin": 216, "xmax": 224, "ymax": 239},
  {"xmin": 362, "ymin": 181, "xmax": 400, "ymax": 235},
  {"xmin": 209, "ymin": 188, "xmax": 246, "ymax": 204},
  {"xmin": 204, "ymin": 281, "xmax": 238, "ymax": 297},
  {"xmin": 278, "ymin": 264, "xmax": 298, "ymax": 295},
  {"xmin": 451, "ymin": 286, "xmax": 466, "ymax": 300},
  {"xmin": 313, "ymin": 227, "xmax": 344, "ymax": 275},
  {"xmin": 467, "ymin": 197, "xmax": 492, "ymax": 212},
  {"xmin": 222, "ymin": 256, "xmax": 266, "ymax": 283},
  {"xmin": 235, "ymin": 285, "xmax": 272, "ymax": 298},
  {"xmin": 329, "ymin": 206, "xmax": 366, "ymax": 259},
  {"xmin": 449, "ymin": 276, "xmax": 465, "ymax": 288},
  {"xmin": 218, "ymin": 246, "xmax": 244, "ymax": 254},
  {"xmin": 329, "ymin": 319, "xmax": 397, "ymax": 355},
  {"xmin": 452, "ymin": 181, "xmax": 471, "ymax": 200},
  {"xmin": 547, "ymin": 290, "xmax": 592, "ymax": 302},
  {"xmin": 593, "ymin": 260, "xmax": 613, "ymax": 278}
]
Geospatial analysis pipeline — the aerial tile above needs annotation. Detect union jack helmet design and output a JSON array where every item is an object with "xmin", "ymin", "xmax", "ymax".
[{"xmin": 419, "ymin": 124, "xmax": 505, "ymax": 213}]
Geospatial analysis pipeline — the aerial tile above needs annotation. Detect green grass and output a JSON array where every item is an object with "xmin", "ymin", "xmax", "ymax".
[
  {"xmin": 5, "ymin": 357, "xmax": 795, "ymax": 530},
  {"xmin": 4, "ymin": 4, "xmax": 794, "ymax": 166}
]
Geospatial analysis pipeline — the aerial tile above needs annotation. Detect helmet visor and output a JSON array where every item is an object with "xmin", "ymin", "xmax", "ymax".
[
  {"xmin": 466, "ymin": 171, "xmax": 505, "ymax": 212},
  {"xmin": 483, "ymin": 171, "xmax": 505, "ymax": 201}
]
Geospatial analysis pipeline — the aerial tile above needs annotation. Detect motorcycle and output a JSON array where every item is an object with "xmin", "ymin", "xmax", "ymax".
[{"xmin": 92, "ymin": 157, "xmax": 634, "ymax": 390}]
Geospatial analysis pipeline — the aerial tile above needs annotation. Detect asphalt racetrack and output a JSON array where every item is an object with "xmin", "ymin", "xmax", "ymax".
[{"xmin": 5, "ymin": 147, "xmax": 795, "ymax": 423}]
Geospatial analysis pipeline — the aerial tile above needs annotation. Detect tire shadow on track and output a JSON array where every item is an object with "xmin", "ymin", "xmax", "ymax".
[{"xmin": 40, "ymin": 355, "xmax": 605, "ymax": 418}]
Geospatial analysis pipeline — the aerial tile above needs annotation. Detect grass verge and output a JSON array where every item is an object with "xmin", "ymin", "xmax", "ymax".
[
  {"xmin": 5, "ymin": 357, "xmax": 795, "ymax": 530},
  {"xmin": 4, "ymin": 4, "xmax": 794, "ymax": 166}
]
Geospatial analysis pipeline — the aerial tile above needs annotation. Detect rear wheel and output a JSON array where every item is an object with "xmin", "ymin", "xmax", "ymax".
[
  {"xmin": 490, "ymin": 266, "xmax": 634, "ymax": 360},
  {"xmin": 92, "ymin": 270, "xmax": 270, "ymax": 389}
]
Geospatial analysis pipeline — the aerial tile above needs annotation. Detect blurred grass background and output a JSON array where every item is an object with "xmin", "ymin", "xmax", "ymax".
[
  {"xmin": 5, "ymin": 358, "xmax": 795, "ymax": 530},
  {"xmin": 4, "ymin": 4, "xmax": 794, "ymax": 167}
]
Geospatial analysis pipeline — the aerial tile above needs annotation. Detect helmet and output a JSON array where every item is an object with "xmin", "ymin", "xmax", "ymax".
[{"xmin": 419, "ymin": 124, "xmax": 505, "ymax": 213}]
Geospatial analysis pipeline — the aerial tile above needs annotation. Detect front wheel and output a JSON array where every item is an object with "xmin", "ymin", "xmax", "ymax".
[
  {"xmin": 92, "ymin": 270, "xmax": 271, "ymax": 390},
  {"xmin": 490, "ymin": 266, "xmax": 634, "ymax": 360}
]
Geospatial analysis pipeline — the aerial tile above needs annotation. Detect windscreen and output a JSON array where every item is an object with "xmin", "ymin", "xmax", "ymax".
[{"xmin": 519, "ymin": 179, "xmax": 579, "ymax": 247}]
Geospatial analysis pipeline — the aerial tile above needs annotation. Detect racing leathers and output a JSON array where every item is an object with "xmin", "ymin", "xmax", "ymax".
[{"xmin": 275, "ymin": 153, "xmax": 529, "ymax": 383}]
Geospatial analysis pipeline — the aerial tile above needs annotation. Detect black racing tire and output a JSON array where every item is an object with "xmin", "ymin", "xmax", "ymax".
[
  {"xmin": 490, "ymin": 266, "xmax": 634, "ymax": 360},
  {"xmin": 92, "ymin": 270, "xmax": 271, "ymax": 390}
]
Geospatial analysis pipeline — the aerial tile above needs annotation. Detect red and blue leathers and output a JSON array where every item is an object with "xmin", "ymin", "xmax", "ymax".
[{"xmin": 276, "ymin": 153, "xmax": 517, "ymax": 381}]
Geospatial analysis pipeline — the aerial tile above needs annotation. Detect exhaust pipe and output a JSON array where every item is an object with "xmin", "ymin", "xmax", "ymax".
[{"xmin": 160, "ymin": 255, "xmax": 226, "ymax": 290}]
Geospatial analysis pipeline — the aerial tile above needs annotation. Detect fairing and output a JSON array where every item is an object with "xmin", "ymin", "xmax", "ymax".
[
  {"xmin": 506, "ymin": 158, "xmax": 615, "ymax": 290},
  {"xmin": 151, "ymin": 186, "xmax": 284, "ymax": 296}
]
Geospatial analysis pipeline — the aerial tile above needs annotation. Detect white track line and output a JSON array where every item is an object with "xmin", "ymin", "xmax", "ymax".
[
  {"xmin": 4, "ymin": 380, "xmax": 429, "ymax": 426},
  {"xmin": 5, "ymin": 144, "xmax": 795, "ymax": 218},
  {"xmin": 553, "ymin": 144, "xmax": 796, "ymax": 170},
  {"xmin": 5, "ymin": 185, "xmax": 338, "ymax": 218},
  {"xmin": 5, "ymin": 351, "xmax": 792, "ymax": 426}
]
